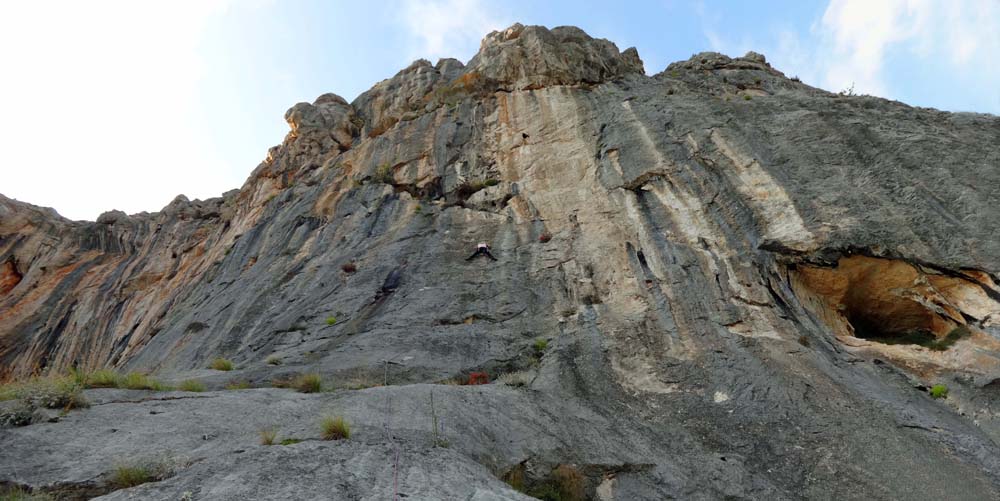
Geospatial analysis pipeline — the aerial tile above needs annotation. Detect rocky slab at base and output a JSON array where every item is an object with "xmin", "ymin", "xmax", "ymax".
[{"xmin": 4, "ymin": 23, "xmax": 1000, "ymax": 500}]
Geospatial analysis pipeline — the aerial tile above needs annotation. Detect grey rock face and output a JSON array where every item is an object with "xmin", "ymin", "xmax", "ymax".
[
  {"xmin": 3, "ymin": 23, "xmax": 1000, "ymax": 500},
  {"xmin": 467, "ymin": 23, "xmax": 645, "ymax": 90}
]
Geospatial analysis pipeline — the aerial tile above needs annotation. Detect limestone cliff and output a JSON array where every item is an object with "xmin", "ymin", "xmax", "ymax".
[{"xmin": 3, "ymin": 24, "xmax": 1000, "ymax": 500}]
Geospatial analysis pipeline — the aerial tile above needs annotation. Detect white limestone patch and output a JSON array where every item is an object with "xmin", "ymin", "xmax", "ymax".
[
  {"xmin": 709, "ymin": 130, "xmax": 816, "ymax": 252},
  {"xmin": 713, "ymin": 391, "xmax": 730, "ymax": 403}
]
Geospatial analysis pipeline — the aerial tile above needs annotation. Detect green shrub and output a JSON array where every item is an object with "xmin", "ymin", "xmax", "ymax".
[
  {"xmin": 930, "ymin": 384, "xmax": 948, "ymax": 399},
  {"xmin": 295, "ymin": 374, "xmax": 323, "ymax": 393},
  {"xmin": 121, "ymin": 372, "xmax": 169, "ymax": 391},
  {"xmin": 279, "ymin": 438, "xmax": 303, "ymax": 446},
  {"xmin": 210, "ymin": 358, "xmax": 234, "ymax": 371},
  {"xmin": 320, "ymin": 416, "xmax": 350, "ymax": 440},
  {"xmin": 326, "ymin": 316, "xmax": 337, "ymax": 326},
  {"xmin": 533, "ymin": 338, "xmax": 549, "ymax": 353},
  {"xmin": 85, "ymin": 369, "xmax": 121, "ymax": 388},
  {"xmin": 259, "ymin": 427, "xmax": 278, "ymax": 446},
  {"xmin": 111, "ymin": 465, "xmax": 152, "ymax": 489},
  {"xmin": 484, "ymin": 178, "xmax": 500, "ymax": 187},
  {"xmin": 266, "ymin": 355, "xmax": 282, "ymax": 366},
  {"xmin": 178, "ymin": 379, "xmax": 205, "ymax": 392},
  {"xmin": 743, "ymin": 94, "xmax": 752, "ymax": 100}
]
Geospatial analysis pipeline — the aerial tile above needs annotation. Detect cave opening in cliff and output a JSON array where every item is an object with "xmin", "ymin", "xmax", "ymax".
[{"xmin": 792, "ymin": 255, "xmax": 977, "ymax": 351}]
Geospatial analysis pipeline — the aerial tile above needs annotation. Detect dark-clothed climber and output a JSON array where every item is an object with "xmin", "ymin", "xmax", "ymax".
[{"xmin": 466, "ymin": 242, "xmax": 498, "ymax": 261}]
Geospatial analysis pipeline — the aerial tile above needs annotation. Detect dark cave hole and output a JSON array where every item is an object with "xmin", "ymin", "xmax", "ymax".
[{"xmin": 845, "ymin": 308, "xmax": 969, "ymax": 351}]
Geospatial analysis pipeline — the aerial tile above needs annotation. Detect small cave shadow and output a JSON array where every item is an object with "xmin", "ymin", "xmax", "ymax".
[{"xmin": 849, "ymin": 310, "xmax": 970, "ymax": 351}]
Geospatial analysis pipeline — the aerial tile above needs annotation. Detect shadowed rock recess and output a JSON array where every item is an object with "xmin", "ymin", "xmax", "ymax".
[{"xmin": 3, "ymin": 23, "xmax": 1000, "ymax": 500}]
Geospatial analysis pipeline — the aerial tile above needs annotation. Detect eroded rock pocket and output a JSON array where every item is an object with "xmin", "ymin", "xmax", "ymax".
[{"xmin": 791, "ymin": 255, "xmax": 998, "ymax": 350}]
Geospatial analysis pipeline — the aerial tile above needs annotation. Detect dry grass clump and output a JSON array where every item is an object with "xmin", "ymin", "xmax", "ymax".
[
  {"xmin": 178, "ymin": 379, "xmax": 206, "ymax": 392},
  {"xmin": 111, "ymin": 465, "xmax": 152, "ymax": 488},
  {"xmin": 259, "ymin": 427, "xmax": 279, "ymax": 446},
  {"xmin": 320, "ymin": 415, "xmax": 350, "ymax": 440},
  {"xmin": 294, "ymin": 373, "xmax": 323, "ymax": 393},
  {"xmin": 84, "ymin": 369, "xmax": 121, "ymax": 388},
  {"xmin": 209, "ymin": 358, "xmax": 234, "ymax": 371},
  {"xmin": 120, "ymin": 372, "xmax": 170, "ymax": 391}
]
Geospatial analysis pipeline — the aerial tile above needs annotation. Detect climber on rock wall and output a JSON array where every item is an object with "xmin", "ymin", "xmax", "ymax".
[{"xmin": 466, "ymin": 242, "xmax": 498, "ymax": 261}]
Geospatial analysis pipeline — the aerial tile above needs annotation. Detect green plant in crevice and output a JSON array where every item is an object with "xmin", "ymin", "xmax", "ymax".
[
  {"xmin": 533, "ymin": 338, "xmax": 549, "ymax": 354},
  {"xmin": 930, "ymin": 384, "xmax": 948, "ymax": 399}
]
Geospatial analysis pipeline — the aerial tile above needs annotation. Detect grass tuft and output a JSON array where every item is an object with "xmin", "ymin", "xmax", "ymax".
[
  {"xmin": 111, "ymin": 465, "xmax": 152, "ymax": 489},
  {"xmin": 259, "ymin": 427, "xmax": 278, "ymax": 446},
  {"xmin": 320, "ymin": 415, "xmax": 350, "ymax": 440},
  {"xmin": 533, "ymin": 338, "xmax": 549, "ymax": 353},
  {"xmin": 178, "ymin": 379, "xmax": 205, "ymax": 392},
  {"xmin": 210, "ymin": 358, "xmax": 234, "ymax": 371},
  {"xmin": 325, "ymin": 316, "xmax": 337, "ymax": 326},
  {"xmin": 280, "ymin": 438, "xmax": 303, "ymax": 445},
  {"xmin": 85, "ymin": 369, "xmax": 121, "ymax": 388},
  {"xmin": 266, "ymin": 355, "xmax": 282, "ymax": 366},
  {"xmin": 295, "ymin": 373, "xmax": 323, "ymax": 393},
  {"xmin": 120, "ymin": 372, "xmax": 169, "ymax": 391}
]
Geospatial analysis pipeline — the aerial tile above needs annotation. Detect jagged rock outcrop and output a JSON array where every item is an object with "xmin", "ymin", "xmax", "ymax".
[{"xmin": 4, "ymin": 24, "xmax": 1000, "ymax": 500}]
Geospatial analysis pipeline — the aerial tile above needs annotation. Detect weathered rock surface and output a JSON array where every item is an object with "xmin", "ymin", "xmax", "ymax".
[{"xmin": 4, "ymin": 24, "xmax": 1000, "ymax": 500}]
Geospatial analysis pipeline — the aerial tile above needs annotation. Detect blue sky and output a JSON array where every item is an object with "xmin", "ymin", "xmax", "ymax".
[{"xmin": 2, "ymin": 0, "xmax": 998, "ymax": 221}]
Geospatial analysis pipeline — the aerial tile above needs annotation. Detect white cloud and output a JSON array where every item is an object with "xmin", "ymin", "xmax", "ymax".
[
  {"xmin": 399, "ymin": 0, "xmax": 510, "ymax": 63},
  {"xmin": 0, "ymin": 1, "xmax": 234, "ymax": 220},
  {"xmin": 701, "ymin": 0, "xmax": 1000, "ymax": 108}
]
